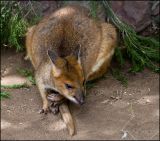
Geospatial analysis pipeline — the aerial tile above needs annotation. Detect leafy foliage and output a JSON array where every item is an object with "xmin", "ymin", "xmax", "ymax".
[
  {"xmin": 89, "ymin": 1, "xmax": 98, "ymax": 19},
  {"xmin": 0, "ymin": 91, "xmax": 10, "ymax": 99},
  {"xmin": 102, "ymin": 1, "xmax": 160, "ymax": 73},
  {"xmin": 0, "ymin": 1, "xmax": 42, "ymax": 51},
  {"xmin": 1, "ymin": 1, "xmax": 28, "ymax": 51},
  {"xmin": 0, "ymin": 68, "xmax": 35, "ymax": 100}
]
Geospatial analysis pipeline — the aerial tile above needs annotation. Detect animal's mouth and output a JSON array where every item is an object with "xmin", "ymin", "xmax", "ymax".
[
  {"xmin": 73, "ymin": 96, "xmax": 84, "ymax": 105},
  {"xmin": 45, "ymin": 87, "xmax": 84, "ymax": 105},
  {"xmin": 63, "ymin": 95, "xmax": 84, "ymax": 105}
]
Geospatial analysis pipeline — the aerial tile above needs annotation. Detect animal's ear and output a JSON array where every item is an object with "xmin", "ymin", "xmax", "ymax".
[
  {"xmin": 47, "ymin": 50, "xmax": 59, "ymax": 65},
  {"xmin": 47, "ymin": 50, "xmax": 61, "ymax": 77},
  {"xmin": 72, "ymin": 44, "xmax": 81, "ymax": 65}
]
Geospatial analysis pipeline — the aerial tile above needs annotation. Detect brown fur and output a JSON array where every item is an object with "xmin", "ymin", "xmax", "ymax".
[{"xmin": 26, "ymin": 5, "xmax": 117, "ymax": 136}]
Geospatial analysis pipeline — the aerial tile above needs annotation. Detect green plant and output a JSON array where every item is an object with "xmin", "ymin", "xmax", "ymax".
[
  {"xmin": 0, "ymin": 91, "xmax": 10, "ymax": 99},
  {"xmin": 1, "ymin": 1, "xmax": 29, "ymax": 51},
  {"xmin": 0, "ymin": 68, "xmax": 35, "ymax": 99},
  {"xmin": 0, "ymin": 1, "xmax": 42, "ymax": 52},
  {"xmin": 89, "ymin": 1, "xmax": 98, "ymax": 19},
  {"xmin": 102, "ymin": 1, "xmax": 160, "ymax": 73},
  {"xmin": 86, "ymin": 81, "xmax": 96, "ymax": 89},
  {"xmin": 1, "ymin": 84, "xmax": 29, "ymax": 89},
  {"xmin": 17, "ymin": 68, "xmax": 36, "ymax": 85},
  {"xmin": 111, "ymin": 68, "xmax": 128, "ymax": 87}
]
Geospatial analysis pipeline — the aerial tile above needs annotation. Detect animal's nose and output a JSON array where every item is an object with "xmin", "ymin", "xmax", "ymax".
[
  {"xmin": 79, "ymin": 94, "xmax": 85, "ymax": 105},
  {"xmin": 74, "ymin": 93, "xmax": 85, "ymax": 105}
]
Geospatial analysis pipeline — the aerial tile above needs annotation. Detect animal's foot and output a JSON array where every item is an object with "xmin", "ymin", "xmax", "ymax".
[{"xmin": 39, "ymin": 107, "xmax": 50, "ymax": 114}]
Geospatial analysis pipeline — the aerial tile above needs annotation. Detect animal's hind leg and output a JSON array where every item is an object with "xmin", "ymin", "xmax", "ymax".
[
  {"xmin": 87, "ymin": 57, "xmax": 112, "ymax": 81},
  {"xmin": 87, "ymin": 23, "xmax": 117, "ymax": 82}
]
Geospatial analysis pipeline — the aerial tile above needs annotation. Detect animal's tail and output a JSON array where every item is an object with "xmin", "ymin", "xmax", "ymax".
[{"xmin": 59, "ymin": 102, "xmax": 75, "ymax": 136}]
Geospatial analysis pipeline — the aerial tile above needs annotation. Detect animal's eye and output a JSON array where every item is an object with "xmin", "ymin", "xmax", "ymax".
[{"xmin": 65, "ymin": 83, "xmax": 74, "ymax": 89}]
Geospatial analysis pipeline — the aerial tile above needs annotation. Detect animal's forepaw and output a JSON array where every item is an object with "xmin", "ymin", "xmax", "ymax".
[{"xmin": 38, "ymin": 108, "xmax": 50, "ymax": 114}]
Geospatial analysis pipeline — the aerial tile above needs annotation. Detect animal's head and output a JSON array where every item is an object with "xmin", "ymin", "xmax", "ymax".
[{"xmin": 47, "ymin": 46, "xmax": 85, "ymax": 105}]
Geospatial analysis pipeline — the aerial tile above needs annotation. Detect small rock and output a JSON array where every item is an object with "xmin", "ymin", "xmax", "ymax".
[
  {"xmin": 121, "ymin": 131, "xmax": 128, "ymax": 139},
  {"xmin": 101, "ymin": 99, "xmax": 109, "ymax": 104},
  {"xmin": 146, "ymin": 99, "xmax": 151, "ymax": 103},
  {"xmin": 7, "ymin": 110, "xmax": 11, "ymax": 112},
  {"xmin": 30, "ymin": 98, "xmax": 33, "ymax": 101}
]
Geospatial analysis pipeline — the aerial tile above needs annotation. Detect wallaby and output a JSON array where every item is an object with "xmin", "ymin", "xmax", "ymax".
[{"xmin": 26, "ymin": 5, "xmax": 117, "ymax": 136}]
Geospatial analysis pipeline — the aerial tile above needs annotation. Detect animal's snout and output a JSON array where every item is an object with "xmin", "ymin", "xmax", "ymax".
[
  {"xmin": 79, "ymin": 94, "xmax": 85, "ymax": 105},
  {"xmin": 74, "ymin": 95, "xmax": 85, "ymax": 105},
  {"xmin": 74, "ymin": 89, "xmax": 85, "ymax": 105}
]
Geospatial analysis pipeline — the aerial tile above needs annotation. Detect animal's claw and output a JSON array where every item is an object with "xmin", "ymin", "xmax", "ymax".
[{"xmin": 39, "ymin": 108, "xmax": 50, "ymax": 114}]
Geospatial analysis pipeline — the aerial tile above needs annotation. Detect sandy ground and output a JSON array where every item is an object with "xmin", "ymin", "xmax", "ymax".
[{"xmin": 1, "ymin": 48, "xmax": 159, "ymax": 140}]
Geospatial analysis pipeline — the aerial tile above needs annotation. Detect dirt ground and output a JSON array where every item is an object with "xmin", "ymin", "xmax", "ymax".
[{"xmin": 1, "ymin": 48, "xmax": 159, "ymax": 140}]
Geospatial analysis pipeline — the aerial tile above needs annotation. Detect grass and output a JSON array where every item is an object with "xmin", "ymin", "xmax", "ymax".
[
  {"xmin": 111, "ymin": 68, "xmax": 128, "ymax": 87},
  {"xmin": 89, "ymin": 1, "xmax": 98, "ymax": 19},
  {"xmin": 1, "ymin": 84, "xmax": 29, "ymax": 89},
  {"xmin": 16, "ymin": 68, "xmax": 36, "ymax": 85},
  {"xmin": 1, "ymin": 1, "xmax": 42, "ymax": 51},
  {"xmin": 0, "ymin": 91, "xmax": 10, "ymax": 99},
  {"xmin": 1, "ymin": 1, "xmax": 28, "ymax": 51},
  {"xmin": 86, "ymin": 81, "xmax": 96, "ymax": 89},
  {"xmin": 0, "ymin": 68, "xmax": 35, "ymax": 99}
]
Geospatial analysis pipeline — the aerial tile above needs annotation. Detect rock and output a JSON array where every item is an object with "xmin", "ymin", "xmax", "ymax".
[
  {"xmin": 110, "ymin": 1, "xmax": 151, "ymax": 32},
  {"xmin": 101, "ymin": 99, "xmax": 109, "ymax": 104},
  {"xmin": 18, "ymin": 1, "xmax": 158, "ymax": 35},
  {"xmin": 19, "ymin": 1, "xmax": 58, "ymax": 21}
]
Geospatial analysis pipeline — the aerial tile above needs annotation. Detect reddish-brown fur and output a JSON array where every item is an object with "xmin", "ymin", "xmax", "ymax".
[{"xmin": 26, "ymin": 5, "xmax": 117, "ymax": 135}]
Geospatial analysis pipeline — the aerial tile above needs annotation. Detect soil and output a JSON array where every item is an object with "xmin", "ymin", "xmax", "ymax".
[{"xmin": 1, "ymin": 48, "xmax": 159, "ymax": 140}]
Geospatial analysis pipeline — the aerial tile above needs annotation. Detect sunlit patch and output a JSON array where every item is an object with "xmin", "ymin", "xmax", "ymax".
[
  {"xmin": 1, "ymin": 75, "xmax": 30, "ymax": 86},
  {"xmin": 1, "ymin": 119, "xmax": 12, "ymax": 129}
]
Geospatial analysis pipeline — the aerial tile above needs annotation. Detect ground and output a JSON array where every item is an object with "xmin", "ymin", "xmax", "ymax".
[{"xmin": 1, "ymin": 48, "xmax": 159, "ymax": 140}]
